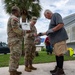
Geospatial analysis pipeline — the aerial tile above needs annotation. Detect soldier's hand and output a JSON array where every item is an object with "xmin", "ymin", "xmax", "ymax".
[
  {"xmin": 26, "ymin": 30, "xmax": 31, "ymax": 33},
  {"xmin": 22, "ymin": 30, "xmax": 25, "ymax": 36},
  {"xmin": 33, "ymin": 33, "xmax": 38, "ymax": 37}
]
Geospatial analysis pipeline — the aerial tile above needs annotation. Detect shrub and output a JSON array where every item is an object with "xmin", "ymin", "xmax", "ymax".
[{"xmin": 41, "ymin": 47, "xmax": 46, "ymax": 51}]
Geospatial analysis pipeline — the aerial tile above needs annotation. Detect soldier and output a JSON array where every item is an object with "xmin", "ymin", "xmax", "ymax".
[
  {"xmin": 7, "ymin": 6, "xmax": 25, "ymax": 75},
  {"xmin": 24, "ymin": 17, "xmax": 37, "ymax": 72}
]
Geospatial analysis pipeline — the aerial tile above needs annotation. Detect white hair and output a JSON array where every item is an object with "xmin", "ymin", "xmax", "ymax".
[{"xmin": 44, "ymin": 9, "xmax": 52, "ymax": 14}]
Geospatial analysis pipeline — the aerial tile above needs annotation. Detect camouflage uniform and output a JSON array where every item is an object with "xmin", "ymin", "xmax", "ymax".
[
  {"xmin": 24, "ymin": 23, "xmax": 37, "ymax": 69},
  {"xmin": 7, "ymin": 14, "xmax": 24, "ymax": 71}
]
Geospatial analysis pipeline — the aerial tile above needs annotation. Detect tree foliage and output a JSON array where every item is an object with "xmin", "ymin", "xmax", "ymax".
[{"xmin": 3, "ymin": 0, "xmax": 42, "ymax": 20}]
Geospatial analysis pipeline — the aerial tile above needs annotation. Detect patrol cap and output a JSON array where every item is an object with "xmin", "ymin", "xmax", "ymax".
[
  {"xmin": 31, "ymin": 16, "xmax": 37, "ymax": 21},
  {"xmin": 11, "ymin": 5, "xmax": 20, "ymax": 12}
]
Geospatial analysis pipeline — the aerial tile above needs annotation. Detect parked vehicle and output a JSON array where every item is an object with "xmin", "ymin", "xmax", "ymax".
[{"xmin": 0, "ymin": 42, "xmax": 10, "ymax": 54}]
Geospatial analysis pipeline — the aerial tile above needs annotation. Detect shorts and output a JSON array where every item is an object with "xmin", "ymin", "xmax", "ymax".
[{"xmin": 53, "ymin": 41, "xmax": 67, "ymax": 56}]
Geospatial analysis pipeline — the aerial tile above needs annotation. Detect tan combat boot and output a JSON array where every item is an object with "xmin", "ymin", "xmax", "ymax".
[
  {"xmin": 10, "ymin": 70, "xmax": 22, "ymax": 75},
  {"xmin": 16, "ymin": 71, "xmax": 22, "ymax": 75},
  {"xmin": 29, "ymin": 66, "xmax": 37, "ymax": 70},
  {"xmin": 25, "ymin": 67, "xmax": 32, "ymax": 72},
  {"xmin": 9, "ymin": 71, "xmax": 17, "ymax": 75}
]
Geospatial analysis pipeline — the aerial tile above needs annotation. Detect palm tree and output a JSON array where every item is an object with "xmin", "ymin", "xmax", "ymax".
[
  {"xmin": 3, "ymin": 0, "xmax": 42, "ymax": 56},
  {"xmin": 3, "ymin": 0, "xmax": 41, "ymax": 22}
]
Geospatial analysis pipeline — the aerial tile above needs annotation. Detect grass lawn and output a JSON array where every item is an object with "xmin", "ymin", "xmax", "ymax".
[{"xmin": 0, "ymin": 51, "xmax": 75, "ymax": 67}]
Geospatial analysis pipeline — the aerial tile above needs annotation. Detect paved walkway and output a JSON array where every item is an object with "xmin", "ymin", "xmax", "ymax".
[{"xmin": 0, "ymin": 61, "xmax": 75, "ymax": 75}]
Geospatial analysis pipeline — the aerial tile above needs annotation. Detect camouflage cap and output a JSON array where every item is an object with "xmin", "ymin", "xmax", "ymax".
[
  {"xmin": 11, "ymin": 5, "xmax": 20, "ymax": 12},
  {"xmin": 31, "ymin": 16, "xmax": 37, "ymax": 21}
]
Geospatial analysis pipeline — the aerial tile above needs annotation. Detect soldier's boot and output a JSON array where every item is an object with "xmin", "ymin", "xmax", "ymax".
[
  {"xmin": 29, "ymin": 65, "xmax": 37, "ymax": 70},
  {"xmin": 25, "ymin": 67, "xmax": 32, "ymax": 72},
  {"xmin": 16, "ymin": 71, "xmax": 22, "ymax": 75},
  {"xmin": 29, "ymin": 60, "xmax": 37, "ymax": 70},
  {"xmin": 9, "ymin": 71, "xmax": 19, "ymax": 75}
]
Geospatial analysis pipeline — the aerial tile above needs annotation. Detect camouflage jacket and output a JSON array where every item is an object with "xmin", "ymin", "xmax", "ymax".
[
  {"xmin": 24, "ymin": 24, "xmax": 37, "ymax": 44},
  {"xmin": 7, "ymin": 15, "xmax": 23, "ymax": 45}
]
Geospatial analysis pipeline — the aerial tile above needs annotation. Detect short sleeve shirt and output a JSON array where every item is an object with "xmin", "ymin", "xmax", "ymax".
[{"xmin": 48, "ymin": 13, "xmax": 68, "ymax": 45}]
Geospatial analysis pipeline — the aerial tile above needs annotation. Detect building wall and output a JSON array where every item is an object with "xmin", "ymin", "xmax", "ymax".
[
  {"xmin": 63, "ymin": 14, "xmax": 75, "ymax": 50},
  {"xmin": 65, "ymin": 23, "xmax": 75, "ymax": 43},
  {"xmin": 67, "ymin": 42, "xmax": 75, "ymax": 50},
  {"xmin": 36, "ymin": 46, "xmax": 41, "ymax": 51}
]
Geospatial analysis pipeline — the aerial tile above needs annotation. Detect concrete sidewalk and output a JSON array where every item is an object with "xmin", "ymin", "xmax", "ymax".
[{"xmin": 0, "ymin": 61, "xmax": 75, "ymax": 75}]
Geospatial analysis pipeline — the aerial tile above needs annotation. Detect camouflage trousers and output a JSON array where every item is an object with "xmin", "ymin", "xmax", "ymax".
[
  {"xmin": 24, "ymin": 44, "xmax": 36, "ymax": 67},
  {"xmin": 9, "ymin": 41, "xmax": 22, "ymax": 71}
]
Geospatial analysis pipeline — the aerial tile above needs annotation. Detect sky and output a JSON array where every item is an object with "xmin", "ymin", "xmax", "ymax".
[{"xmin": 0, "ymin": 0, "xmax": 75, "ymax": 43}]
